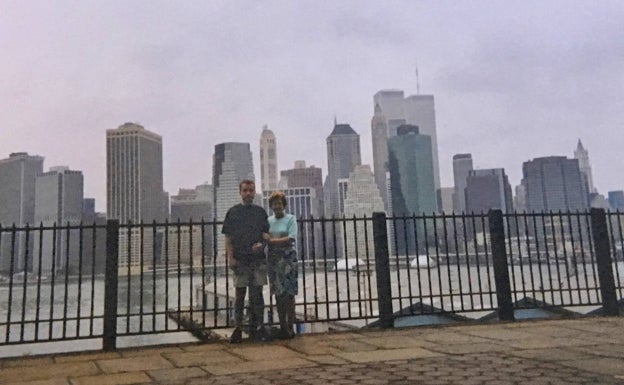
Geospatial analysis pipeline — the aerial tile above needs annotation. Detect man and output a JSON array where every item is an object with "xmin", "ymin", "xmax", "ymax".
[{"xmin": 222, "ymin": 179, "xmax": 269, "ymax": 343}]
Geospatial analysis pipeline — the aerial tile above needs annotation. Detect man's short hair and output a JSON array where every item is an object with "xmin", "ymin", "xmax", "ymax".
[{"xmin": 239, "ymin": 179, "xmax": 255, "ymax": 191}]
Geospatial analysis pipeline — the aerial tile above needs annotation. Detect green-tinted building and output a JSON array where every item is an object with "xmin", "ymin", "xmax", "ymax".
[{"xmin": 387, "ymin": 125, "xmax": 437, "ymax": 255}]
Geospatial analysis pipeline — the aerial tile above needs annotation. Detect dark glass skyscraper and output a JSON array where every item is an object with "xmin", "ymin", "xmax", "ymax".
[{"xmin": 521, "ymin": 156, "xmax": 589, "ymax": 212}]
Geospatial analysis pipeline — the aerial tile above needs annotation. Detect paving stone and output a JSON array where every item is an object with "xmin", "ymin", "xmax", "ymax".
[
  {"xmin": 0, "ymin": 356, "xmax": 55, "ymax": 368},
  {"xmin": 572, "ymin": 344, "xmax": 624, "ymax": 359},
  {"xmin": 504, "ymin": 337, "xmax": 593, "ymax": 349},
  {"xmin": 283, "ymin": 339, "xmax": 338, "ymax": 355},
  {"xmin": 69, "ymin": 372, "xmax": 151, "ymax": 385},
  {"xmin": 362, "ymin": 335, "xmax": 427, "ymax": 349},
  {"xmin": 335, "ymin": 347, "xmax": 442, "ymax": 363},
  {"xmin": 180, "ymin": 343, "xmax": 227, "ymax": 352},
  {"xmin": 147, "ymin": 367, "xmax": 208, "ymax": 384},
  {"xmin": 305, "ymin": 354, "xmax": 351, "ymax": 365},
  {"xmin": 228, "ymin": 345, "xmax": 303, "ymax": 360},
  {"xmin": 202, "ymin": 357, "xmax": 314, "ymax": 375},
  {"xmin": 422, "ymin": 331, "xmax": 492, "ymax": 344},
  {"xmin": 463, "ymin": 327, "xmax": 534, "ymax": 340},
  {"xmin": 326, "ymin": 339, "xmax": 378, "ymax": 352},
  {"xmin": 162, "ymin": 351, "xmax": 242, "ymax": 367},
  {"xmin": 559, "ymin": 357, "xmax": 624, "ymax": 376},
  {"xmin": 54, "ymin": 352, "xmax": 121, "ymax": 363},
  {"xmin": 0, "ymin": 362, "xmax": 99, "ymax": 383},
  {"xmin": 119, "ymin": 346, "xmax": 185, "ymax": 358},
  {"xmin": 426, "ymin": 342, "xmax": 508, "ymax": 355},
  {"xmin": 11, "ymin": 379, "xmax": 70, "ymax": 385},
  {"xmin": 505, "ymin": 347, "xmax": 598, "ymax": 361},
  {"xmin": 97, "ymin": 356, "xmax": 173, "ymax": 374}
]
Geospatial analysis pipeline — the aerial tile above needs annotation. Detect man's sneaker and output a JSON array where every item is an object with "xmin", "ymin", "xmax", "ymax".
[{"xmin": 229, "ymin": 327, "xmax": 242, "ymax": 344}]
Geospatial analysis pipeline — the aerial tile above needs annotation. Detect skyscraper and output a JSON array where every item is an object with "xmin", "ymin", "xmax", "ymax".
[
  {"xmin": 452, "ymin": 154, "xmax": 474, "ymax": 213},
  {"xmin": 404, "ymin": 95, "xmax": 441, "ymax": 192},
  {"xmin": 213, "ymin": 142, "xmax": 255, "ymax": 259},
  {"xmin": 33, "ymin": 166, "xmax": 84, "ymax": 274},
  {"xmin": 106, "ymin": 123, "xmax": 167, "ymax": 223},
  {"xmin": 574, "ymin": 139, "xmax": 597, "ymax": 194},
  {"xmin": 107, "ymin": 123, "xmax": 167, "ymax": 269},
  {"xmin": 371, "ymin": 104, "xmax": 389, "ymax": 209},
  {"xmin": 0, "ymin": 152, "xmax": 44, "ymax": 272},
  {"xmin": 280, "ymin": 161, "xmax": 323, "ymax": 199},
  {"xmin": 521, "ymin": 156, "xmax": 589, "ymax": 212},
  {"xmin": 464, "ymin": 168, "xmax": 513, "ymax": 213},
  {"xmin": 324, "ymin": 124, "xmax": 361, "ymax": 217},
  {"xmin": 372, "ymin": 90, "xmax": 441, "ymax": 198},
  {"xmin": 387, "ymin": 125, "xmax": 436, "ymax": 255},
  {"xmin": 168, "ymin": 184, "xmax": 214, "ymax": 266},
  {"xmin": 608, "ymin": 191, "xmax": 624, "ymax": 211},
  {"xmin": 343, "ymin": 165, "xmax": 384, "ymax": 259},
  {"xmin": 259, "ymin": 125, "xmax": 278, "ymax": 193}
]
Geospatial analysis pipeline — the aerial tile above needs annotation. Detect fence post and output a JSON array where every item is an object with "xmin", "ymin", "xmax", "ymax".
[
  {"xmin": 488, "ymin": 209, "xmax": 515, "ymax": 321},
  {"xmin": 103, "ymin": 220, "xmax": 119, "ymax": 351},
  {"xmin": 372, "ymin": 212, "xmax": 393, "ymax": 328},
  {"xmin": 590, "ymin": 208, "xmax": 620, "ymax": 316}
]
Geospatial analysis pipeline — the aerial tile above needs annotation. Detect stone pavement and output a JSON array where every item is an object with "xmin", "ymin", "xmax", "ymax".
[{"xmin": 0, "ymin": 316, "xmax": 623, "ymax": 384}]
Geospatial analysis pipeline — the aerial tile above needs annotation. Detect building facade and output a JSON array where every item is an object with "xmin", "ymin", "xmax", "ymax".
[
  {"xmin": 574, "ymin": 139, "xmax": 597, "ymax": 194},
  {"xmin": 452, "ymin": 154, "xmax": 473, "ymax": 213},
  {"xmin": 106, "ymin": 123, "xmax": 167, "ymax": 269},
  {"xmin": 387, "ymin": 125, "xmax": 436, "ymax": 255},
  {"xmin": 324, "ymin": 124, "xmax": 361, "ymax": 217},
  {"xmin": 372, "ymin": 90, "xmax": 441, "ymax": 195},
  {"xmin": 0, "ymin": 152, "xmax": 44, "ymax": 272},
  {"xmin": 464, "ymin": 168, "xmax": 513, "ymax": 213},
  {"xmin": 608, "ymin": 191, "xmax": 624, "ymax": 211},
  {"xmin": 342, "ymin": 165, "xmax": 385, "ymax": 259},
  {"xmin": 259, "ymin": 125, "xmax": 278, "ymax": 193},
  {"xmin": 213, "ymin": 142, "xmax": 255, "ymax": 260},
  {"xmin": 521, "ymin": 156, "xmax": 589, "ymax": 212},
  {"xmin": 33, "ymin": 167, "xmax": 84, "ymax": 274}
]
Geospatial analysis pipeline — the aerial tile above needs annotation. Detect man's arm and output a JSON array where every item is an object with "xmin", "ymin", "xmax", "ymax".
[{"xmin": 225, "ymin": 235, "xmax": 236, "ymax": 268}]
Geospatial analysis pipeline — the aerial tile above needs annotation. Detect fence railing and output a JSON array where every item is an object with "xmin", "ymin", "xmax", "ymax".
[{"xmin": 0, "ymin": 209, "xmax": 621, "ymax": 355}]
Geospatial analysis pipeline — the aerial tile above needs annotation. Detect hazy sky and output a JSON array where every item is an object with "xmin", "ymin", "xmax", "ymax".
[{"xmin": 1, "ymin": 1, "xmax": 623, "ymax": 211}]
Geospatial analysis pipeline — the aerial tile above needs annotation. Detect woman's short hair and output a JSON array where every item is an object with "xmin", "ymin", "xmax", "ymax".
[{"xmin": 268, "ymin": 191, "xmax": 287, "ymax": 207}]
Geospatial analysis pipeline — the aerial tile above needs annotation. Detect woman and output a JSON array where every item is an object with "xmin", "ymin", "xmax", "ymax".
[{"xmin": 264, "ymin": 191, "xmax": 298, "ymax": 339}]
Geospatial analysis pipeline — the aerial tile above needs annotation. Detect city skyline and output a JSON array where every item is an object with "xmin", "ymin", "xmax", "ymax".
[{"xmin": 1, "ymin": 2, "xmax": 623, "ymax": 210}]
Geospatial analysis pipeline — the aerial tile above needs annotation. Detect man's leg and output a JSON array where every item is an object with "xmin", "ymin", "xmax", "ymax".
[
  {"xmin": 234, "ymin": 287, "xmax": 247, "ymax": 328},
  {"xmin": 230, "ymin": 286, "xmax": 247, "ymax": 343},
  {"xmin": 249, "ymin": 285, "xmax": 265, "ymax": 330}
]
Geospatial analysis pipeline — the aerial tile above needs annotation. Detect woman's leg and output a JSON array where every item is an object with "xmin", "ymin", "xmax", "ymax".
[{"xmin": 286, "ymin": 294, "xmax": 296, "ymax": 337}]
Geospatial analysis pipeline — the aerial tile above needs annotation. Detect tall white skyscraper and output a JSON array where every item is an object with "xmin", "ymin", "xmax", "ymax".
[
  {"xmin": 343, "ymin": 165, "xmax": 384, "ymax": 259},
  {"xmin": 574, "ymin": 139, "xmax": 597, "ymax": 194},
  {"xmin": 259, "ymin": 125, "xmax": 278, "ymax": 192},
  {"xmin": 107, "ymin": 123, "xmax": 167, "ymax": 269},
  {"xmin": 106, "ymin": 123, "xmax": 167, "ymax": 223},
  {"xmin": 33, "ymin": 166, "xmax": 84, "ymax": 274},
  {"xmin": 404, "ymin": 95, "xmax": 441, "ymax": 192},
  {"xmin": 213, "ymin": 142, "xmax": 255, "ymax": 259},
  {"xmin": 452, "ymin": 154, "xmax": 473, "ymax": 213}
]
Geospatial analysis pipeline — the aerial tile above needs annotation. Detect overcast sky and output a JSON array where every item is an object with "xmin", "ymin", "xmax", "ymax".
[{"xmin": 1, "ymin": 1, "xmax": 623, "ymax": 211}]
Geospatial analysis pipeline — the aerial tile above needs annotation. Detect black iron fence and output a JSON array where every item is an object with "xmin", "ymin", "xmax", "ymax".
[{"xmin": 0, "ymin": 209, "xmax": 621, "ymax": 355}]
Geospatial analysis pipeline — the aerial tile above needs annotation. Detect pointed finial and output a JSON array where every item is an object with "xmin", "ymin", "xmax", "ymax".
[{"xmin": 334, "ymin": 116, "xmax": 337, "ymax": 126}]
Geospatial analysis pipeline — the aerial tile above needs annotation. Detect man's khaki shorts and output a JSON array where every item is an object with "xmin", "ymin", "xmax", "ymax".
[{"xmin": 232, "ymin": 263, "xmax": 267, "ymax": 288}]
